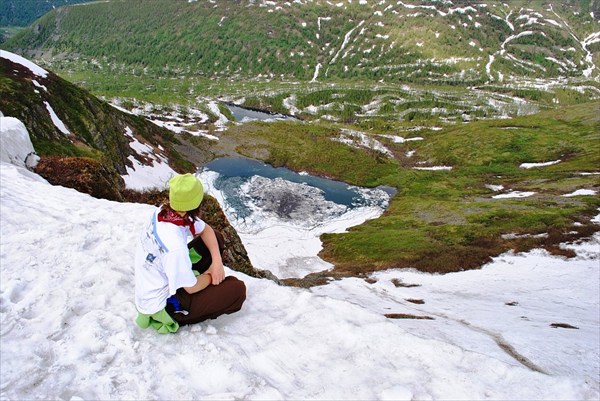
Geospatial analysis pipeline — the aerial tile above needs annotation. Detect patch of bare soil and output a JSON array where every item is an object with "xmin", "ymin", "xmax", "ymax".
[
  {"xmin": 550, "ymin": 323, "xmax": 579, "ymax": 329},
  {"xmin": 384, "ymin": 313, "xmax": 434, "ymax": 320},
  {"xmin": 405, "ymin": 299, "xmax": 425, "ymax": 304}
]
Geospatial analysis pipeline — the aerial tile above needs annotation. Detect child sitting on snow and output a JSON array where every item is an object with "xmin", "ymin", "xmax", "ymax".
[{"xmin": 134, "ymin": 173, "xmax": 246, "ymax": 333}]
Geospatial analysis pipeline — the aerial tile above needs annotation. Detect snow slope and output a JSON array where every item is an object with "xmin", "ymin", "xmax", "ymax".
[{"xmin": 1, "ymin": 120, "xmax": 599, "ymax": 400}]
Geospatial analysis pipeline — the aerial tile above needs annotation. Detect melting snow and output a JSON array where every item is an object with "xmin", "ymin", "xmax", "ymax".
[
  {"xmin": 122, "ymin": 127, "xmax": 177, "ymax": 190},
  {"xmin": 334, "ymin": 129, "xmax": 393, "ymax": 156},
  {"xmin": 43, "ymin": 101, "xmax": 70, "ymax": 135},
  {"xmin": 311, "ymin": 63, "xmax": 322, "ymax": 82},
  {"xmin": 492, "ymin": 191, "xmax": 536, "ymax": 199},
  {"xmin": 331, "ymin": 20, "xmax": 365, "ymax": 64},
  {"xmin": 563, "ymin": 189, "xmax": 597, "ymax": 197},
  {"xmin": 520, "ymin": 160, "xmax": 561, "ymax": 169},
  {"xmin": 32, "ymin": 80, "xmax": 48, "ymax": 92},
  {"xmin": 413, "ymin": 166, "xmax": 453, "ymax": 171},
  {"xmin": 379, "ymin": 134, "xmax": 424, "ymax": 143},
  {"xmin": 486, "ymin": 184, "xmax": 505, "ymax": 192},
  {"xmin": 0, "ymin": 116, "xmax": 40, "ymax": 169}
]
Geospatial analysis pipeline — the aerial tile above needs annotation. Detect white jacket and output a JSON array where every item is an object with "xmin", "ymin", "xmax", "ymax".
[{"xmin": 134, "ymin": 207, "xmax": 206, "ymax": 314}]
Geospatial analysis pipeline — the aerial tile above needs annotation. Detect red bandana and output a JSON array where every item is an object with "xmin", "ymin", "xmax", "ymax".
[{"xmin": 157, "ymin": 207, "xmax": 196, "ymax": 236}]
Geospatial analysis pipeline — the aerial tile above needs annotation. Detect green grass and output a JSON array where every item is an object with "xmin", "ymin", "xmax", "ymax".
[
  {"xmin": 32, "ymin": 138, "xmax": 102, "ymax": 159},
  {"xmin": 0, "ymin": 26, "xmax": 25, "ymax": 42},
  {"xmin": 223, "ymin": 120, "xmax": 399, "ymax": 187}
]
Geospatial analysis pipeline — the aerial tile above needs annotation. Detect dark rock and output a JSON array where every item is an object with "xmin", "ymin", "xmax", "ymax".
[
  {"xmin": 385, "ymin": 313, "xmax": 434, "ymax": 320},
  {"xmin": 550, "ymin": 323, "xmax": 579, "ymax": 329}
]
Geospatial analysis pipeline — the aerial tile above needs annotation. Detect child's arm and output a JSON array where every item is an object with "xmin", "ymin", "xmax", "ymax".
[
  {"xmin": 183, "ymin": 272, "xmax": 212, "ymax": 294},
  {"xmin": 199, "ymin": 225, "xmax": 225, "ymax": 285}
]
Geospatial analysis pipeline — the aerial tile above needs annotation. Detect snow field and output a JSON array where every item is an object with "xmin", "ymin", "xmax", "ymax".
[
  {"xmin": 2, "ymin": 157, "xmax": 599, "ymax": 399},
  {"xmin": 0, "ymin": 50, "xmax": 48, "ymax": 78}
]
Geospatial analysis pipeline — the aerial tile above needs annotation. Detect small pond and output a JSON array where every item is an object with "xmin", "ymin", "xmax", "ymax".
[
  {"xmin": 203, "ymin": 157, "xmax": 396, "ymax": 209},
  {"xmin": 225, "ymin": 104, "xmax": 296, "ymax": 122}
]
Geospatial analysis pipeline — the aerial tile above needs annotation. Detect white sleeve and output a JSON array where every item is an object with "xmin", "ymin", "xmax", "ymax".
[
  {"xmin": 162, "ymin": 247, "xmax": 197, "ymax": 295},
  {"xmin": 193, "ymin": 218, "xmax": 206, "ymax": 235}
]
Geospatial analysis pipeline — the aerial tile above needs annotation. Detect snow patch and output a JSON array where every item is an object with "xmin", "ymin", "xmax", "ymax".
[
  {"xmin": 379, "ymin": 134, "xmax": 424, "ymax": 143},
  {"xmin": 562, "ymin": 189, "xmax": 597, "ymax": 197},
  {"xmin": 207, "ymin": 101, "xmax": 229, "ymax": 130},
  {"xmin": 486, "ymin": 184, "xmax": 505, "ymax": 192},
  {"xmin": 413, "ymin": 166, "xmax": 453, "ymax": 171},
  {"xmin": 122, "ymin": 155, "xmax": 176, "ymax": 190},
  {"xmin": 520, "ymin": 160, "xmax": 561, "ymax": 169},
  {"xmin": 121, "ymin": 127, "xmax": 177, "ymax": 190},
  {"xmin": 311, "ymin": 63, "xmax": 322, "ymax": 82},
  {"xmin": 0, "ymin": 116, "xmax": 40, "ymax": 169},
  {"xmin": 334, "ymin": 129, "xmax": 393, "ymax": 157},
  {"xmin": 32, "ymin": 80, "xmax": 48, "ymax": 92},
  {"xmin": 43, "ymin": 101, "xmax": 70, "ymax": 135},
  {"xmin": 492, "ymin": 191, "xmax": 536, "ymax": 199},
  {"xmin": 331, "ymin": 20, "xmax": 365, "ymax": 64}
]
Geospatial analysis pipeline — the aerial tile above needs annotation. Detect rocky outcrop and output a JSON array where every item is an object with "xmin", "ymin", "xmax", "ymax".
[
  {"xmin": 35, "ymin": 156, "xmax": 124, "ymax": 201},
  {"xmin": 196, "ymin": 194, "xmax": 280, "ymax": 283}
]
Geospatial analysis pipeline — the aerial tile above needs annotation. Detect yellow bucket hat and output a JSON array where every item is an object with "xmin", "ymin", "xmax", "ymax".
[{"xmin": 168, "ymin": 173, "xmax": 204, "ymax": 212}]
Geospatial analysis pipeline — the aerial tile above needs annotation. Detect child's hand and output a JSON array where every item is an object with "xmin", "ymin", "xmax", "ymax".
[{"xmin": 208, "ymin": 262, "xmax": 225, "ymax": 285}]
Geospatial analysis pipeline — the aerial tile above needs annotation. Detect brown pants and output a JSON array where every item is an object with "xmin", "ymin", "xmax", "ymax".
[{"xmin": 168, "ymin": 231, "xmax": 247, "ymax": 325}]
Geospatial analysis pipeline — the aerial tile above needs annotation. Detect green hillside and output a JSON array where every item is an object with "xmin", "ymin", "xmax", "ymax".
[
  {"xmin": 3, "ymin": 0, "xmax": 599, "ymax": 84},
  {"xmin": 0, "ymin": 53, "xmax": 191, "ymax": 179}
]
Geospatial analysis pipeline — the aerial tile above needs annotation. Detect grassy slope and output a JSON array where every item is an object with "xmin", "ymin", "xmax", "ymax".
[
  {"xmin": 3, "ymin": 0, "xmax": 598, "ymax": 84},
  {"xmin": 219, "ymin": 102, "xmax": 600, "ymax": 281},
  {"xmin": 0, "ymin": 56, "xmax": 194, "ymax": 176},
  {"xmin": 327, "ymin": 104, "xmax": 599, "ymax": 273}
]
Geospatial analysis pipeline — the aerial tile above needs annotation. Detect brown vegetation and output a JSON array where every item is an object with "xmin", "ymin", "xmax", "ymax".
[
  {"xmin": 35, "ymin": 156, "xmax": 124, "ymax": 201},
  {"xmin": 405, "ymin": 299, "xmax": 425, "ymax": 304},
  {"xmin": 391, "ymin": 278, "xmax": 421, "ymax": 288}
]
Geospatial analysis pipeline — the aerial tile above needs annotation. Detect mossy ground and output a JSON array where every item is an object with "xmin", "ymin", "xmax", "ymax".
[{"xmin": 218, "ymin": 101, "xmax": 600, "ymax": 283}]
